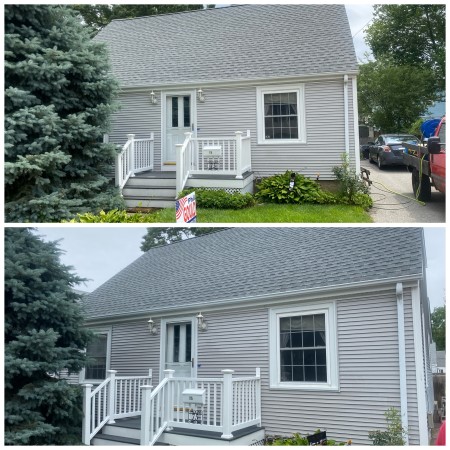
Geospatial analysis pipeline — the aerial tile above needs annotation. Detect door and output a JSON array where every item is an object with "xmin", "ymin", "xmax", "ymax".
[
  {"xmin": 164, "ymin": 95, "xmax": 193, "ymax": 167},
  {"xmin": 165, "ymin": 321, "xmax": 194, "ymax": 378}
]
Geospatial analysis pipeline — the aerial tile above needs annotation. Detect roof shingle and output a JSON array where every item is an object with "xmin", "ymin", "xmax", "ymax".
[
  {"xmin": 95, "ymin": 4, "xmax": 359, "ymax": 88},
  {"xmin": 83, "ymin": 228, "xmax": 424, "ymax": 320}
]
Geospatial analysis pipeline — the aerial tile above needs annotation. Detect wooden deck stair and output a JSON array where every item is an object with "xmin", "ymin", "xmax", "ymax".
[
  {"xmin": 122, "ymin": 171, "xmax": 177, "ymax": 209},
  {"xmin": 91, "ymin": 417, "xmax": 265, "ymax": 446}
]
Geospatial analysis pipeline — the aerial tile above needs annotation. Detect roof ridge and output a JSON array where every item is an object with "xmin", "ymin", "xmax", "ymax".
[{"xmin": 109, "ymin": 5, "xmax": 247, "ymax": 23}]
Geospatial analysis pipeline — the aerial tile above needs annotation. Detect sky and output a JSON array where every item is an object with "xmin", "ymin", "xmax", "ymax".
[{"xmin": 34, "ymin": 226, "xmax": 445, "ymax": 310}]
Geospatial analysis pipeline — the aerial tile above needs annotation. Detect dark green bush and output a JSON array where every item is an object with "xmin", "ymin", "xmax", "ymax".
[
  {"xmin": 255, "ymin": 171, "xmax": 336, "ymax": 205},
  {"xmin": 179, "ymin": 188, "xmax": 255, "ymax": 209},
  {"xmin": 265, "ymin": 430, "xmax": 350, "ymax": 446}
]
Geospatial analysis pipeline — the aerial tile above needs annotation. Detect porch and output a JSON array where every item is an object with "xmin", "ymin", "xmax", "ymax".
[
  {"xmin": 115, "ymin": 131, "xmax": 254, "ymax": 208},
  {"xmin": 82, "ymin": 368, "xmax": 263, "ymax": 446}
]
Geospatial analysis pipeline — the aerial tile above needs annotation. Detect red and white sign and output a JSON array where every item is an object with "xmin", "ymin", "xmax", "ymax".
[{"xmin": 175, "ymin": 192, "xmax": 197, "ymax": 223}]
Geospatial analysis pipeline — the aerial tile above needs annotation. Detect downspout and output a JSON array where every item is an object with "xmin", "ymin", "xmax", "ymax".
[
  {"xmin": 396, "ymin": 282, "xmax": 409, "ymax": 444},
  {"xmin": 343, "ymin": 75, "xmax": 350, "ymax": 156},
  {"xmin": 352, "ymin": 76, "xmax": 361, "ymax": 174}
]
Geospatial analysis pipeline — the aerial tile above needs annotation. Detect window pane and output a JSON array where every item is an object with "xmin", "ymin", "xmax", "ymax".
[
  {"xmin": 281, "ymin": 350, "xmax": 292, "ymax": 366},
  {"xmin": 173, "ymin": 325, "xmax": 180, "ymax": 362},
  {"xmin": 280, "ymin": 317, "xmax": 290, "ymax": 331},
  {"xmin": 302, "ymin": 315, "xmax": 314, "ymax": 331},
  {"xmin": 186, "ymin": 323, "xmax": 192, "ymax": 361},
  {"xmin": 316, "ymin": 349, "xmax": 327, "ymax": 365},
  {"xmin": 314, "ymin": 314, "xmax": 325, "ymax": 330},
  {"xmin": 281, "ymin": 366, "xmax": 292, "ymax": 382},
  {"xmin": 274, "ymin": 128, "xmax": 282, "ymax": 139},
  {"xmin": 317, "ymin": 366, "xmax": 327, "ymax": 382},
  {"xmin": 172, "ymin": 97, "xmax": 178, "ymax": 127},
  {"xmin": 292, "ymin": 365, "xmax": 304, "ymax": 382},
  {"xmin": 315, "ymin": 331, "xmax": 326, "ymax": 347},
  {"xmin": 292, "ymin": 350, "xmax": 303, "ymax": 365},
  {"xmin": 183, "ymin": 96, "xmax": 190, "ymax": 128},
  {"xmin": 280, "ymin": 332, "xmax": 291, "ymax": 348},
  {"xmin": 281, "ymin": 128, "xmax": 290, "ymax": 139},
  {"xmin": 291, "ymin": 332, "xmax": 302, "ymax": 347},
  {"xmin": 291, "ymin": 316, "xmax": 302, "ymax": 331},
  {"xmin": 304, "ymin": 365, "xmax": 316, "ymax": 382},
  {"xmin": 86, "ymin": 334, "xmax": 107, "ymax": 379},
  {"xmin": 303, "ymin": 331, "xmax": 314, "ymax": 347}
]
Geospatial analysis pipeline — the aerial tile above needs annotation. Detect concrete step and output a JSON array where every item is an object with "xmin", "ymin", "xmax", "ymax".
[
  {"xmin": 127, "ymin": 174, "xmax": 176, "ymax": 188},
  {"xmin": 102, "ymin": 423, "xmax": 140, "ymax": 440}
]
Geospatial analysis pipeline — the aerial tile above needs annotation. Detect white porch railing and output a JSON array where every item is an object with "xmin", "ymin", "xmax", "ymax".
[
  {"xmin": 176, "ymin": 130, "xmax": 252, "ymax": 195},
  {"xmin": 140, "ymin": 368, "xmax": 261, "ymax": 445},
  {"xmin": 82, "ymin": 369, "xmax": 153, "ymax": 445},
  {"xmin": 115, "ymin": 133, "xmax": 154, "ymax": 190}
]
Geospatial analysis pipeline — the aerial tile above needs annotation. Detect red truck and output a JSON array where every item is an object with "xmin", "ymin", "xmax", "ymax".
[{"xmin": 402, "ymin": 116, "xmax": 445, "ymax": 201}]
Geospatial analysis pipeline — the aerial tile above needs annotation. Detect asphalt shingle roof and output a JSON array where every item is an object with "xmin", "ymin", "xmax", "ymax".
[
  {"xmin": 83, "ymin": 228, "xmax": 424, "ymax": 320},
  {"xmin": 94, "ymin": 4, "xmax": 358, "ymax": 88}
]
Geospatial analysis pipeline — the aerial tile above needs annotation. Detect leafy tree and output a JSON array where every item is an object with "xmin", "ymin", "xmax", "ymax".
[
  {"xmin": 431, "ymin": 306, "xmax": 445, "ymax": 351},
  {"xmin": 365, "ymin": 5, "xmax": 445, "ymax": 92},
  {"xmin": 5, "ymin": 228, "xmax": 92, "ymax": 444},
  {"xmin": 141, "ymin": 227, "xmax": 227, "ymax": 251},
  {"xmin": 5, "ymin": 5, "xmax": 123, "ymax": 222},
  {"xmin": 358, "ymin": 59, "xmax": 438, "ymax": 132},
  {"xmin": 73, "ymin": 4, "xmax": 213, "ymax": 31},
  {"xmin": 368, "ymin": 407, "xmax": 407, "ymax": 445}
]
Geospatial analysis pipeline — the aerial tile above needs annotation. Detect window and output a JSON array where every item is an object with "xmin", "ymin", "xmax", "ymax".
[
  {"xmin": 269, "ymin": 302, "xmax": 338, "ymax": 390},
  {"xmin": 257, "ymin": 85, "xmax": 306, "ymax": 144},
  {"xmin": 84, "ymin": 330, "xmax": 111, "ymax": 381}
]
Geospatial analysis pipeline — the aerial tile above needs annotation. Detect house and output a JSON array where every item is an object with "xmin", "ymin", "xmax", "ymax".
[
  {"xmin": 430, "ymin": 343, "xmax": 446, "ymax": 374},
  {"xmin": 94, "ymin": 5, "xmax": 360, "ymax": 208},
  {"xmin": 78, "ymin": 227, "xmax": 433, "ymax": 445}
]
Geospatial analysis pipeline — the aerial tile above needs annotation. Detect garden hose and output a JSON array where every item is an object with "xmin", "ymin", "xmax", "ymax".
[
  {"xmin": 371, "ymin": 180, "xmax": 426, "ymax": 206},
  {"xmin": 414, "ymin": 153, "xmax": 427, "ymax": 201}
]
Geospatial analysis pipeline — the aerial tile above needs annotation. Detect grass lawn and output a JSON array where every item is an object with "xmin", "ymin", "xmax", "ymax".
[{"xmin": 150, "ymin": 203, "xmax": 373, "ymax": 223}]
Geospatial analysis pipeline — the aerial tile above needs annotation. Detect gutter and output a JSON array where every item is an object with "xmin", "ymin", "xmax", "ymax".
[
  {"xmin": 344, "ymin": 74, "xmax": 350, "ymax": 156},
  {"xmin": 84, "ymin": 273, "xmax": 423, "ymax": 326}
]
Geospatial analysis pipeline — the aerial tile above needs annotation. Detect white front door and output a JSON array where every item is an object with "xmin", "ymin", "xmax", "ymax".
[
  {"xmin": 165, "ymin": 321, "xmax": 194, "ymax": 378},
  {"xmin": 164, "ymin": 94, "xmax": 193, "ymax": 168}
]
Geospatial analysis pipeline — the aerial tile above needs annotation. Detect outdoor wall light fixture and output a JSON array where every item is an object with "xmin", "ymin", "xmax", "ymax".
[
  {"xmin": 149, "ymin": 90, "xmax": 157, "ymax": 105},
  {"xmin": 197, "ymin": 88, "xmax": 205, "ymax": 103},
  {"xmin": 197, "ymin": 312, "xmax": 208, "ymax": 331},
  {"xmin": 147, "ymin": 318, "xmax": 158, "ymax": 335}
]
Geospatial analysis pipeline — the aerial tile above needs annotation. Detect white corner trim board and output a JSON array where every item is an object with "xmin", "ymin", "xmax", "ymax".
[
  {"xmin": 343, "ymin": 75, "xmax": 349, "ymax": 156},
  {"xmin": 411, "ymin": 283, "xmax": 428, "ymax": 445},
  {"xmin": 396, "ymin": 283, "xmax": 409, "ymax": 444}
]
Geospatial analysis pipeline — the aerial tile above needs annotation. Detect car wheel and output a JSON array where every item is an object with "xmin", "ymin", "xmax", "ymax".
[
  {"xmin": 369, "ymin": 153, "xmax": 374, "ymax": 164},
  {"xmin": 412, "ymin": 168, "xmax": 431, "ymax": 202},
  {"xmin": 377, "ymin": 156, "xmax": 384, "ymax": 170}
]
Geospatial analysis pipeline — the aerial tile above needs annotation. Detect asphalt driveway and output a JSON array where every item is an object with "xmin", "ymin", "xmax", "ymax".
[{"xmin": 360, "ymin": 160, "xmax": 445, "ymax": 223}]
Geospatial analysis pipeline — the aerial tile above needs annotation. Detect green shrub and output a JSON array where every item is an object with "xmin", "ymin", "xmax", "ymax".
[
  {"xmin": 63, "ymin": 209, "xmax": 159, "ymax": 223},
  {"xmin": 179, "ymin": 188, "xmax": 255, "ymax": 209},
  {"xmin": 368, "ymin": 408, "xmax": 407, "ymax": 446},
  {"xmin": 255, "ymin": 171, "xmax": 336, "ymax": 205},
  {"xmin": 332, "ymin": 154, "xmax": 372, "ymax": 208},
  {"xmin": 266, "ymin": 430, "xmax": 349, "ymax": 446}
]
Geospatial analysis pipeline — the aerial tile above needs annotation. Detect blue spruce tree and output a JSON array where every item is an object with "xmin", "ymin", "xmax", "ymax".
[
  {"xmin": 5, "ymin": 228, "xmax": 92, "ymax": 444},
  {"xmin": 5, "ymin": 5, "xmax": 123, "ymax": 222}
]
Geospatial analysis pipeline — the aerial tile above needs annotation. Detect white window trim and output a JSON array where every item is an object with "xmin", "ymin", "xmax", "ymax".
[
  {"xmin": 256, "ymin": 84, "xmax": 306, "ymax": 145},
  {"xmin": 269, "ymin": 301, "xmax": 339, "ymax": 391},
  {"xmin": 80, "ymin": 326, "xmax": 112, "ymax": 384}
]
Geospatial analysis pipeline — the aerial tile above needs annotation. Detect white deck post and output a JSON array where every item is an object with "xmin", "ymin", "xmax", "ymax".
[
  {"xmin": 82, "ymin": 384, "xmax": 93, "ymax": 445},
  {"xmin": 107, "ymin": 370, "xmax": 117, "ymax": 424},
  {"xmin": 150, "ymin": 132, "xmax": 155, "ymax": 170},
  {"xmin": 221, "ymin": 369, "xmax": 234, "ymax": 439},
  {"xmin": 115, "ymin": 152, "xmax": 121, "ymax": 187},
  {"xmin": 235, "ymin": 131, "xmax": 243, "ymax": 179},
  {"xmin": 127, "ymin": 134, "xmax": 135, "ymax": 177},
  {"xmin": 175, "ymin": 143, "xmax": 184, "ymax": 197},
  {"xmin": 140, "ymin": 385, "xmax": 153, "ymax": 445},
  {"xmin": 164, "ymin": 369, "xmax": 175, "ymax": 430},
  {"xmin": 255, "ymin": 368, "xmax": 262, "ymax": 426}
]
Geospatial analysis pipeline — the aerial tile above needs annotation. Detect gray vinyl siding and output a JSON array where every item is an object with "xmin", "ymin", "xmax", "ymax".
[
  {"xmin": 110, "ymin": 319, "xmax": 161, "ymax": 385},
  {"xmin": 109, "ymin": 91, "xmax": 162, "ymax": 170},
  {"xmin": 108, "ymin": 77, "xmax": 356, "ymax": 179},
  {"xmin": 96, "ymin": 287, "xmax": 423, "ymax": 444}
]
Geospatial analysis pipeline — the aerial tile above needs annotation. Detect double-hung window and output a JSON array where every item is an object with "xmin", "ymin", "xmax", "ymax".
[
  {"xmin": 84, "ymin": 329, "xmax": 111, "ymax": 382},
  {"xmin": 269, "ymin": 302, "xmax": 338, "ymax": 390},
  {"xmin": 256, "ymin": 85, "xmax": 306, "ymax": 144}
]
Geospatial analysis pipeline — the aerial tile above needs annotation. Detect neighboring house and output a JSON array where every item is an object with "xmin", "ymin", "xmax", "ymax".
[
  {"xmin": 430, "ymin": 343, "xmax": 446, "ymax": 374},
  {"xmin": 94, "ymin": 4, "xmax": 360, "ymax": 207},
  {"xmin": 79, "ymin": 228, "xmax": 433, "ymax": 445}
]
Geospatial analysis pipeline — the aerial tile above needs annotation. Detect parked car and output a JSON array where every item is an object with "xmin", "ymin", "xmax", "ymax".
[{"xmin": 368, "ymin": 134, "xmax": 420, "ymax": 169}]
